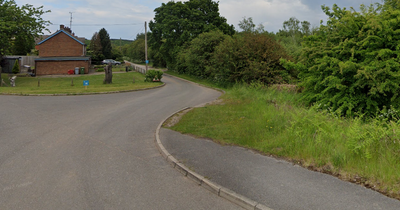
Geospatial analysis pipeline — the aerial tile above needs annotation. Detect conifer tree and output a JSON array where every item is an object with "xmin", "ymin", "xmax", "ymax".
[{"xmin": 99, "ymin": 28, "xmax": 112, "ymax": 59}]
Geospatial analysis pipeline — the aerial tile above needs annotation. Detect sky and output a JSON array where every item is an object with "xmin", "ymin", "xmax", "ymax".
[{"xmin": 15, "ymin": 0, "xmax": 382, "ymax": 40}]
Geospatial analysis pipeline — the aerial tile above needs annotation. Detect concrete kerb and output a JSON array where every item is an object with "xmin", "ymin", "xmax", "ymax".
[{"xmin": 155, "ymin": 107, "xmax": 273, "ymax": 210}]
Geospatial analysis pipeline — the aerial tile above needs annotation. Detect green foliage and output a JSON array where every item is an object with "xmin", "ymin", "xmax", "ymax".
[
  {"xmin": 99, "ymin": 28, "xmax": 112, "ymax": 59},
  {"xmin": 88, "ymin": 32, "xmax": 104, "ymax": 63},
  {"xmin": 111, "ymin": 48, "xmax": 123, "ymax": 61},
  {"xmin": 121, "ymin": 33, "xmax": 145, "ymax": 62},
  {"xmin": 149, "ymin": 0, "xmax": 235, "ymax": 69},
  {"xmin": 237, "ymin": 17, "xmax": 265, "ymax": 34},
  {"xmin": 211, "ymin": 33, "xmax": 292, "ymax": 86},
  {"xmin": 144, "ymin": 70, "xmax": 163, "ymax": 82},
  {"xmin": 382, "ymin": 0, "xmax": 400, "ymax": 9},
  {"xmin": 11, "ymin": 33, "xmax": 34, "ymax": 55},
  {"xmin": 276, "ymin": 17, "xmax": 312, "ymax": 61},
  {"xmin": 12, "ymin": 59, "xmax": 19, "ymax": 74},
  {"xmin": 127, "ymin": 39, "xmax": 146, "ymax": 62},
  {"xmin": 282, "ymin": 4, "xmax": 400, "ymax": 118},
  {"xmin": 176, "ymin": 30, "xmax": 228, "ymax": 78},
  {"xmin": 0, "ymin": 0, "xmax": 50, "ymax": 57}
]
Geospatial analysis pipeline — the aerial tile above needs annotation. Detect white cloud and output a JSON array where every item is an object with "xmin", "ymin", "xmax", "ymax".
[{"xmin": 220, "ymin": 0, "xmax": 312, "ymax": 32}]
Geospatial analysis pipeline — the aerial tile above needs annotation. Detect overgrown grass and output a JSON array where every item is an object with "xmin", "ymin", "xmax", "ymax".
[
  {"xmin": 0, "ymin": 72, "xmax": 161, "ymax": 95},
  {"xmin": 168, "ymin": 81, "xmax": 400, "ymax": 200}
]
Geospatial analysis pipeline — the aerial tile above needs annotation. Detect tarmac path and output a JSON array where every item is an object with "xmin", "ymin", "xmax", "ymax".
[{"xmin": 0, "ymin": 75, "xmax": 241, "ymax": 209}]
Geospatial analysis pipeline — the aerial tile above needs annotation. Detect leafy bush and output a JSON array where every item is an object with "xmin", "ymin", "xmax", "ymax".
[
  {"xmin": 176, "ymin": 30, "xmax": 228, "ymax": 78},
  {"xmin": 144, "ymin": 70, "xmax": 163, "ymax": 82},
  {"xmin": 281, "ymin": 4, "xmax": 400, "ymax": 118},
  {"xmin": 211, "ymin": 33, "xmax": 292, "ymax": 86},
  {"xmin": 12, "ymin": 60, "xmax": 20, "ymax": 74}
]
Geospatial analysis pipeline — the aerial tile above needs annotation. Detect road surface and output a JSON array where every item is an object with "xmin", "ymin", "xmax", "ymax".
[{"xmin": 0, "ymin": 75, "xmax": 241, "ymax": 209}]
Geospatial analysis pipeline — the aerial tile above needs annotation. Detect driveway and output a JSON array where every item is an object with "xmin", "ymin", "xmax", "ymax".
[{"xmin": 0, "ymin": 75, "xmax": 241, "ymax": 209}]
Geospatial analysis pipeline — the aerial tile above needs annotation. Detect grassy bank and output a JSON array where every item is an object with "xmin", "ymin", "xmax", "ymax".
[
  {"xmin": 166, "ymin": 75, "xmax": 400, "ymax": 200},
  {"xmin": 0, "ymin": 72, "xmax": 161, "ymax": 95}
]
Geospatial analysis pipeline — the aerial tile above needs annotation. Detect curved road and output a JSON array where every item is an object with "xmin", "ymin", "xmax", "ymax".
[{"xmin": 0, "ymin": 76, "xmax": 241, "ymax": 209}]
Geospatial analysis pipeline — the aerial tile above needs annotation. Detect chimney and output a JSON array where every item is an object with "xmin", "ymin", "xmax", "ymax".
[{"xmin": 60, "ymin": 25, "xmax": 65, "ymax": 30}]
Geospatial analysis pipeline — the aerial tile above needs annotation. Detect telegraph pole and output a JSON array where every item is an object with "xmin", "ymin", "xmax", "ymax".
[
  {"xmin": 145, "ymin": 21, "xmax": 148, "ymax": 72},
  {"xmin": 69, "ymin": 12, "xmax": 73, "ymax": 30}
]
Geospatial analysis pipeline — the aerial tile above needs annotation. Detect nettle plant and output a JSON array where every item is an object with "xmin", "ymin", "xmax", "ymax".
[{"xmin": 281, "ymin": 4, "xmax": 400, "ymax": 118}]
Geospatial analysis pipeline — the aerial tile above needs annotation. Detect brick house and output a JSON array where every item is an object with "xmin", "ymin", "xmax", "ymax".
[{"xmin": 35, "ymin": 25, "xmax": 91, "ymax": 75}]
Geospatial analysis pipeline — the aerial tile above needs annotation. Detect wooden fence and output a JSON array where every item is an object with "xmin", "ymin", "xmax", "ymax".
[
  {"xmin": 128, "ymin": 63, "xmax": 147, "ymax": 75},
  {"xmin": 2, "ymin": 56, "xmax": 38, "ymax": 73}
]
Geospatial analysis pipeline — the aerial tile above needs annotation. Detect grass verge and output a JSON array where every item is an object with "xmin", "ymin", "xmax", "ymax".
[
  {"xmin": 164, "ymin": 70, "xmax": 225, "ymax": 90},
  {"xmin": 166, "ymin": 76, "xmax": 400, "ymax": 200},
  {"xmin": 0, "ymin": 72, "xmax": 162, "ymax": 95}
]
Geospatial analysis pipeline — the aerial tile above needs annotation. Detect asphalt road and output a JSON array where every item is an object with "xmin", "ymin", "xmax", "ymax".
[
  {"xmin": 161, "ymin": 129, "xmax": 400, "ymax": 210},
  {"xmin": 0, "ymin": 75, "xmax": 241, "ymax": 209}
]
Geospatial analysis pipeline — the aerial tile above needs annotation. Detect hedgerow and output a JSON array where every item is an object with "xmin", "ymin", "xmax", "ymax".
[{"xmin": 281, "ymin": 4, "xmax": 400, "ymax": 117}]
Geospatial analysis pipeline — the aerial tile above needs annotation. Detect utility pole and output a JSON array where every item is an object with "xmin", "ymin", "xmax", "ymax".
[
  {"xmin": 145, "ymin": 21, "xmax": 148, "ymax": 72},
  {"xmin": 69, "ymin": 12, "xmax": 73, "ymax": 30},
  {"xmin": 120, "ymin": 37, "xmax": 122, "ymax": 52}
]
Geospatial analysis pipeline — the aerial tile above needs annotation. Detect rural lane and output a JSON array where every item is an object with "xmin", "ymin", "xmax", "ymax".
[{"xmin": 0, "ymin": 75, "xmax": 241, "ymax": 209}]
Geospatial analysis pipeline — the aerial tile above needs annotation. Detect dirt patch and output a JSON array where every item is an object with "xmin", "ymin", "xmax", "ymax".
[
  {"xmin": 164, "ymin": 99, "xmax": 225, "ymax": 128},
  {"xmin": 163, "ymin": 108, "xmax": 194, "ymax": 128},
  {"xmin": 271, "ymin": 84, "xmax": 301, "ymax": 92}
]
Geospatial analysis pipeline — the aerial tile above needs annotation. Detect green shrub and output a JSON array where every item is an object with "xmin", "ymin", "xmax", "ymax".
[
  {"xmin": 176, "ymin": 30, "xmax": 228, "ymax": 78},
  {"xmin": 144, "ymin": 70, "xmax": 163, "ymax": 82},
  {"xmin": 96, "ymin": 67, "xmax": 104, "ymax": 72},
  {"xmin": 281, "ymin": 4, "xmax": 400, "ymax": 118},
  {"xmin": 211, "ymin": 33, "xmax": 292, "ymax": 86},
  {"xmin": 12, "ymin": 60, "xmax": 20, "ymax": 74}
]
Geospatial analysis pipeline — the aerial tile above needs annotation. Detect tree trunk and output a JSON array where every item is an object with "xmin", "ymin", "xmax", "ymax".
[{"xmin": 103, "ymin": 63, "xmax": 113, "ymax": 84}]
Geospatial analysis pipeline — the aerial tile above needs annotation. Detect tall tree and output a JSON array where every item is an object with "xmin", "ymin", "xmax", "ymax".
[
  {"xmin": 276, "ymin": 17, "xmax": 311, "ymax": 61},
  {"xmin": 0, "ymin": 0, "xmax": 50, "ymax": 78},
  {"xmin": 149, "ymin": 0, "xmax": 235, "ymax": 69},
  {"xmin": 238, "ymin": 17, "xmax": 256, "ymax": 33},
  {"xmin": 88, "ymin": 32, "xmax": 103, "ymax": 62},
  {"xmin": 238, "ymin": 17, "xmax": 265, "ymax": 34},
  {"xmin": 98, "ymin": 28, "xmax": 112, "ymax": 59},
  {"xmin": 278, "ymin": 17, "xmax": 311, "ymax": 45}
]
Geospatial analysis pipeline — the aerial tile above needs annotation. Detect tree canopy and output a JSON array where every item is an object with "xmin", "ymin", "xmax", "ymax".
[
  {"xmin": 149, "ymin": 0, "xmax": 235, "ymax": 69},
  {"xmin": 275, "ymin": 17, "xmax": 312, "ymax": 61},
  {"xmin": 0, "ymin": 0, "xmax": 50, "ymax": 57},
  {"xmin": 125, "ymin": 33, "xmax": 147, "ymax": 63},
  {"xmin": 237, "ymin": 17, "xmax": 265, "ymax": 34}
]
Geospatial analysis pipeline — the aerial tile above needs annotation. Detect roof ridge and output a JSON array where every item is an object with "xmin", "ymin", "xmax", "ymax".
[{"xmin": 37, "ymin": 30, "xmax": 85, "ymax": 46}]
